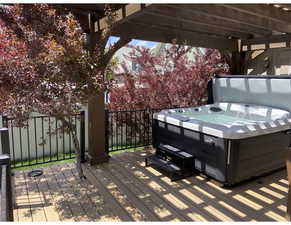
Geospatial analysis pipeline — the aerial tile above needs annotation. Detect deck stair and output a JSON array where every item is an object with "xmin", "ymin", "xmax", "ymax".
[{"xmin": 145, "ymin": 144, "xmax": 195, "ymax": 181}]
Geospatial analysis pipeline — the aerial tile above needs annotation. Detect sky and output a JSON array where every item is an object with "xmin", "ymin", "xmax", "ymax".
[{"xmin": 107, "ymin": 36, "xmax": 157, "ymax": 48}]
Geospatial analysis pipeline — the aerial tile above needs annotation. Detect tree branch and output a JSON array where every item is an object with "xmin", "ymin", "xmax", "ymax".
[{"xmin": 104, "ymin": 37, "xmax": 131, "ymax": 64}]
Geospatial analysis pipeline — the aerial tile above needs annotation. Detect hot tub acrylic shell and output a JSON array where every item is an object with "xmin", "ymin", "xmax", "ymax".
[
  {"xmin": 152, "ymin": 104, "xmax": 291, "ymax": 186},
  {"xmin": 154, "ymin": 102, "xmax": 291, "ymax": 140}
]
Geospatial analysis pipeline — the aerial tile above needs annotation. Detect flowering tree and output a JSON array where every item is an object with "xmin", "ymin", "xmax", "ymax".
[
  {"xmin": 0, "ymin": 4, "xmax": 129, "ymax": 178},
  {"xmin": 108, "ymin": 44, "xmax": 229, "ymax": 146},
  {"xmin": 109, "ymin": 44, "xmax": 229, "ymax": 111}
]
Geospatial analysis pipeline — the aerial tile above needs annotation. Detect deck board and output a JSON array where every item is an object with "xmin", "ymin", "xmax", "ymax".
[
  {"xmin": 34, "ymin": 174, "xmax": 62, "ymax": 222},
  {"xmin": 53, "ymin": 164, "xmax": 98, "ymax": 221},
  {"xmin": 88, "ymin": 162, "xmax": 146, "ymax": 221},
  {"xmin": 116, "ymin": 152, "xmax": 218, "ymax": 221},
  {"xmin": 41, "ymin": 165, "xmax": 75, "ymax": 221},
  {"xmin": 65, "ymin": 163, "xmax": 121, "ymax": 221},
  {"xmin": 14, "ymin": 171, "xmax": 33, "ymax": 222},
  {"xmin": 83, "ymin": 163, "xmax": 133, "ymax": 221},
  {"xmin": 122, "ymin": 151, "xmax": 243, "ymax": 221},
  {"xmin": 103, "ymin": 163, "xmax": 162, "ymax": 221},
  {"xmin": 13, "ymin": 149, "xmax": 288, "ymax": 222},
  {"xmin": 61, "ymin": 163, "xmax": 103, "ymax": 221},
  {"xmin": 46, "ymin": 164, "xmax": 88, "ymax": 221},
  {"xmin": 110, "ymin": 157, "xmax": 188, "ymax": 221},
  {"xmin": 24, "ymin": 172, "xmax": 47, "ymax": 221}
]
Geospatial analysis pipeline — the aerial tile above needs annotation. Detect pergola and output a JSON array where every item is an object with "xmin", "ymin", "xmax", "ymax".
[
  {"xmin": 66, "ymin": 4, "xmax": 291, "ymax": 72},
  {"xmin": 63, "ymin": 3, "xmax": 291, "ymax": 220}
]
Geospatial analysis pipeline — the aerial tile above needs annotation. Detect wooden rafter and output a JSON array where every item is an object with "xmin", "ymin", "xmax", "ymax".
[
  {"xmin": 95, "ymin": 4, "xmax": 147, "ymax": 31},
  {"xmin": 144, "ymin": 8, "xmax": 253, "ymax": 39},
  {"xmin": 221, "ymin": 4, "xmax": 291, "ymax": 33},
  {"xmin": 276, "ymin": 4, "xmax": 291, "ymax": 11},
  {"xmin": 112, "ymin": 20, "xmax": 238, "ymax": 51},
  {"xmin": 162, "ymin": 5, "xmax": 271, "ymax": 37},
  {"xmin": 95, "ymin": 4, "xmax": 238, "ymax": 50},
  {"xmin": 167, "ymin": 5, "xmax": 277, "ymax": 34},
  {"xmin": 91, "ymin": 3, "xmax": 291, "ymax": 51}
]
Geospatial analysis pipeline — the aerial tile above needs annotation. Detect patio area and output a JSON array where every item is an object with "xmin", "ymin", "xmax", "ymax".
[{"xmin": 13, "ymin": 149, "xmax": 288, "ymax": 222}]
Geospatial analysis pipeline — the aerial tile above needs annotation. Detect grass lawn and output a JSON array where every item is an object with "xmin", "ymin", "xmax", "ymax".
[
  {"xmin": 13, "ymin": 153, "xmax": 76, "ymax": 171},
  {"xmin": 109, "ymin": 146, "xmax": 146, "ymax": 155}
]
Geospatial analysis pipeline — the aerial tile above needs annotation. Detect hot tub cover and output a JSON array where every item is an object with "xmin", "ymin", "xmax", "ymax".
[{"xmin": 153, "ymin": 102, "xmax": 291, "ymax": 139}]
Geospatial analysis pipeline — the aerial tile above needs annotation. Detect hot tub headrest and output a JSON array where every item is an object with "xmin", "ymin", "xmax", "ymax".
[{"xmin": 212, "ymin": 75, "xmax": 291, "ymax": 112}]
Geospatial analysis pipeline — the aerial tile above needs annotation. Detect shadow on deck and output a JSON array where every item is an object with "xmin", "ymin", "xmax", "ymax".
[{"xmin": 13, "ymin": 149, "xmax": 288, "ymax": 221}]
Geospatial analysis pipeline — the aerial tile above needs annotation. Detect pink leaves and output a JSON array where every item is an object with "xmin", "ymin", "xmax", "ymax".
[
  {"xmin": 0, "ymin": 4, "xmax": 117, "ymax": 124},
  {"xmin": 109, "ymin": 44, "xmax": 229, "ymax": 111}
]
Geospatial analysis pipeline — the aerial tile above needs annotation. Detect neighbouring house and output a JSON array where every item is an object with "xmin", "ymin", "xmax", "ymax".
[{"xmin": 105, "ymin": 41, "xmax": 159, "ymax": 103}]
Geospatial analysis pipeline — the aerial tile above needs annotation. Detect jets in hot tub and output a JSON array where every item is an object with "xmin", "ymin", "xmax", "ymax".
[{"xmin": 153, "ymin": 102, "xmax": 291, "ymax": 139}]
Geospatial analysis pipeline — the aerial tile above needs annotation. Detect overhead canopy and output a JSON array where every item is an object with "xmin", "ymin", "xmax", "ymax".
[
  {"xmin": 56, "ymin": 4, "xmax": 125, "ymax": 33},
  {"xmin": 64, "ymin": 4, "xmax": 291, "ymax": 51}
]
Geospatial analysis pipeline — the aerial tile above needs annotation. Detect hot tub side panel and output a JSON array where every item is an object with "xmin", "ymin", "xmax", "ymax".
[
  {"xmin": 227, "ymin": 132, "xmax": 289, "ymax": 185},
  {"xmin": 153, "ymin": 119, "xmax": 290, "ymax": 185},
  {"xmin": 152, "ymin": 119, "xmax": 228, "ymax": 183}
]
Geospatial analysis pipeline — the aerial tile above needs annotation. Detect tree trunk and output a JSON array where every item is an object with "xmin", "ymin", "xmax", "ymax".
[
  {"xmin": 61, "ymin": 118, "xmax": 85, "ymax": 179},
  {"xmin": 71, "ymin": 126, "xmax": 85, "ymax": 179}
]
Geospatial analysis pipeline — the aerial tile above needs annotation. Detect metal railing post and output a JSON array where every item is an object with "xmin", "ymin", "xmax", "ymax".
[
  {"xmin": 80, "ymin": 111, "xmax": 86, "ymax": 163},
  {"xmin": 0, "ymin": 154, "xmax": 13, "ymax": 221},
  {"xmin": 2, "ymin": 116, "xmax": 8, "ymax": 128},
  {"xmin": 0, "ymin": 128, "xmax": 10, "ymax": 155},
  {"xmin": 105, "ymin": 109, "xmax": 109, "ymax": 156}
]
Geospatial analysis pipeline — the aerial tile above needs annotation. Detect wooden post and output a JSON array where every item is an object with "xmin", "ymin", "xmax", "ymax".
[
  {"xmin": 88, "ymin": 93, "xmax": 109, "ymax": 165},
  {"xmin": 86, "ymin": 13, "xmax": 109, "ymax": 165},
  {"xmin": 229, "ymin": 39, "xmax": 244, "ymax": 75}
]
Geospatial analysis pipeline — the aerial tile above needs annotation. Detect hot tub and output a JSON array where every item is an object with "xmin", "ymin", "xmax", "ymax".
[{"xmin": 152, "ymin": 75, "xmax": 291, "ymax": 186}]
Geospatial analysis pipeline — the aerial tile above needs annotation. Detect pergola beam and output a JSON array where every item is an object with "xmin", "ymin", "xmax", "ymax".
[
  {"xmin": 112, "ymin": 21, "xmax": 238, "ymax": 51},
  {"xmin": 168, "ymin": 4, "xmax": 278, "ymax": 34},
  {"xmin": 157, "ymin": 5, "xmax": 270, "ymax": 37},
  {"xmin": 241, "ymin": 34, "xmax": 291, "ymax": 51},
  {"xmin": 222, "ymin": 4, "xmax": 291, "ymax": 25},
  {"xmin": 144, "ymin": 8, "xmax": 253, "ymax": 39},
  {"xmin": 96, "ymin": 4, "xmax": 238, "ymax": 51},
  {"xmin": 220, "ymin": 4, "xmax": 291, "ymax": 33},
  {"xmin": 277, "ymin": 4, "xmax": 291, "ymax": 10},
  {"xmin": 95, "ymin": 4, "xmax": 148, "ymax": 31}
]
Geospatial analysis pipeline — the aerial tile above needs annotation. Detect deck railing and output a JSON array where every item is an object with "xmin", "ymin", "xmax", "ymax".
[
  {"xmin": 105, "ymin": 107, "xmax": 180, "ymax": 153},
  {"xmin": 106, "ymin": 109, "xmax": 153, "ymax": 153},
  {"xmin": 1, "ymin": 107, "xmax": 183, "ymax": 167},
  {"xmin": 0, "ymin": 128, "xmax": 13, "ymax": 221},
  {"xmin": 2, "ymin": 112, "xmax": 85, "ymax": 169},
  {"xmin": 0, "ymin": 155, "xmax": 13, "ymax": 221}
]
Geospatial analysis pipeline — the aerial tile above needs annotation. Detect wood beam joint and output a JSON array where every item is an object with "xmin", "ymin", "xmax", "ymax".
[{"xmin": 242, "ymin": 34, "xmax": 291, "ymax": 51}]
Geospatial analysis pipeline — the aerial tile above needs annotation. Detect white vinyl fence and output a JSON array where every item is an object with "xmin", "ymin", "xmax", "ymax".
[{"xmin": 0, "ymin": 108, "xmax": 89, "ymax": 167}]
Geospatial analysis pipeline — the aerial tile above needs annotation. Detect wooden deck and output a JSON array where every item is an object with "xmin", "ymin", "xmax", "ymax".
[{"xmin": 13, "ymin": 149, "xmax": 289, "ymax": 221}]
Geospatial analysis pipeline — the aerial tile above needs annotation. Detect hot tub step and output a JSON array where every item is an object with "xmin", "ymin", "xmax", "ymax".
[
  {"xmin": 145, "ymin": 155, "xmax": 184, "ymax": 181},
  {"xmin": 158, "ymin": 144, "xmax": 194, "ymax": 160},
  {"xmin": 159, "ymin": 144, "xmax": 181, "ymax": 152}
]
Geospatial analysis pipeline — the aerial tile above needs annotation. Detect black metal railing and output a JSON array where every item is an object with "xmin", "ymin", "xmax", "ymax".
[
  {"xmin": 105, "ymin": 107, "xmax": 180, "ymax": 153},
  {"xmin": 2, "ymin": 112, "xmax": 85, "ymax": 169},
  {"xmin": 0, "ymin": 128, "xmax": 13, "ymax": 221},
  {"xmin": 106, "ymin": 109, "xmax": 152, "ymax": 153},
  {"xmin": 0, "ymin": 155, "xmax": 13, "ymax": 221},
  {"xmin": 1, "ymin": 106, "xmax": 185, "ymax": 166}
]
